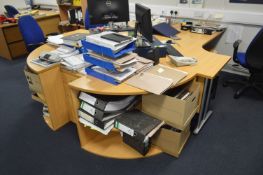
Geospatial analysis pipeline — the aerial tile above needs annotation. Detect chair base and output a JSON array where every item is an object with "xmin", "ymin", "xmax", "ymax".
[{"xmin": 223, "ymin": 75, "xmax": 263, "ymax": 99}]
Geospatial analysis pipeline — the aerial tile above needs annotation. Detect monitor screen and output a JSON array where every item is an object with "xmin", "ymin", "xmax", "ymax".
[
  {"xmin": 135, "ymin": 4, "xmax": 153, "ymax": 43},
  {"xmin": 88, "ymin": 0, "xmax": 130, "ymax": 25}
]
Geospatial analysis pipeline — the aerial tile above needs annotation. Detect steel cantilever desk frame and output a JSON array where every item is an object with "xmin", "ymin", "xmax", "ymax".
[{"xmin": 26, "ymin": 28, "xmax": 231, "ymax": 157}]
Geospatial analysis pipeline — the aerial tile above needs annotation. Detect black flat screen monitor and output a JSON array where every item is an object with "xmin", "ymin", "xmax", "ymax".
[
  {"xmin": 135, "ymin": 3, "xmax": 153, "ymax": 43},
  {"xmin": 88, "ymin": 0, "xmax": 130, "ymax": 25}
]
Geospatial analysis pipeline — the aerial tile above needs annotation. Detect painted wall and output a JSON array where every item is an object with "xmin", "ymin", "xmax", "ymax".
[
  {"xmin": 0, "ymin": 0, "xmax": 57, "ymax": 14},
  {"xmin": 0, "ymin": 0, "xmax": 27, "ymax": 14},
  {"xmin": 129, "ymin": 0, "xmax": 263, "ymax": 12}
]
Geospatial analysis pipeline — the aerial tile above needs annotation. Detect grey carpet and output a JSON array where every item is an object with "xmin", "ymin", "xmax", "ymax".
[{"xmin": 0, "ymin": 57, "xmax": 263, "ymax": 175}]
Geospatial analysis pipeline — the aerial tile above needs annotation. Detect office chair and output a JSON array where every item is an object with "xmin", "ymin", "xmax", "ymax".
[
  {"xmin": 223, "ymin": 27, "xmax": 263, "ymax": 99},
  {"xmin": 18, "ymin": 15, "xmax": 46, "ymax": 52},
  {"xmin": 4, "ymin": 5, "xmax": 19, "ymax": 18},
  {"xmin": 84, "ymin": 9, "xmax": 105, "ymax": 29}
]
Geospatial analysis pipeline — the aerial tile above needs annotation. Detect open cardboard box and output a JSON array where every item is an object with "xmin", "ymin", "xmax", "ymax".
[
  {"xmin": 152, "ymin": 124, "xmax": 191, "ymax": 158},
  {"xmin": 142, "ymin": 81, "xmax": 200, "ymax": 131}
]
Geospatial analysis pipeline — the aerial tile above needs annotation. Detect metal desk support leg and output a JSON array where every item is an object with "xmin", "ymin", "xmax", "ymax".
[{"xmin": 194, "ymin": 78, "xmax": 214, "ymax": 134}]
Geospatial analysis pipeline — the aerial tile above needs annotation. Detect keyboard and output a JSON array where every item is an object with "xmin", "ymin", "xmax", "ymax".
[{"xmin": 166, "ymin": 44, "xmax": 183, "ymax": 57}]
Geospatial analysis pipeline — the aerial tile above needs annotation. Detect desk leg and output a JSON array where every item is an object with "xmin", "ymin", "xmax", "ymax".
[{"xmin": 194, "ymin": 78, "xmax": 214, "ymax": 134}]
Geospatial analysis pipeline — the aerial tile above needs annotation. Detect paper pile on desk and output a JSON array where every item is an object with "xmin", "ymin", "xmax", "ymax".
[
  {"xmin": 86, "ymin": 31, "xmax": 136, "ymax": 53},
  {"xmin": 126, "ymin": 65, "xmax": 188, "ymax": 95}
]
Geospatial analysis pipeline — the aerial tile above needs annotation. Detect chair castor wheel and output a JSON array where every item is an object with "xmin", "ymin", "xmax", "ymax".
[{"xmin": 234, "ymin": 92, "xmax": 240, "ymax": 99}]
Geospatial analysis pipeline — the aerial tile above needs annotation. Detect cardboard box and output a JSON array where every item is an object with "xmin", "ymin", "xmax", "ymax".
[
  {"xmin": 152, "ymin": 125, "xmax": 190, "ymax": 158},
  {"xmin": 24, "ymin": 68, "xmax": 43, "ymax": 93},
  {"xmin": 142, "ymin": 81, "xmax": 200, "ymax": 130}
]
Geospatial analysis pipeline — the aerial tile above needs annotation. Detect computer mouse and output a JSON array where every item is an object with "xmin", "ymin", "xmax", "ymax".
[{"xmin": 166, "ymin": 40, "xmax": 173, "ymax": 44}]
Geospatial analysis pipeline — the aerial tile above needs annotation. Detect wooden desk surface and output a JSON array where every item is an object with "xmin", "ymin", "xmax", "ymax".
[
  {"xmin": 0, "ymin": 10, "xmax": 59, "ymax": 28},
  {"xmin": 27, "ymin": 29, "xmax": 231, "ymax": 95}
]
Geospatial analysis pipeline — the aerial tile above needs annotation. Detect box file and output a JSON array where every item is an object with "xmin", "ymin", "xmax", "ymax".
[
  {"xmin": 80, "ymin": 101, "xmax": 122, "ymax": 121},
  {"xmin": 115, "ymin": 110, "xmax": 163, "ymax": 142},
  {"xmin": 78, "ymin": 109, "xmax": 114, "ymax": 130},
  {"xmin": 80, "ymin": 96, "xmax": 138, "ymax": 121},
  {"xmin": 79, "ymin": 117, "xmax": 114, "ymax": 135},
  {"xmin": 122, "ymin": 133, "xmax": 150, "ymax": 155},
  {"xmin": 115, "ymin": 110, "xmax": 164, "ymax": 155},
  {"xmin": 85, "ymin": 66, "xmax": 119, "ymax": 85},
  {"xmin": 79, "ymin": 92, "xmax": 136, "ymax": 112},
  {"xmin": 81, "ymin": 40, "xmax": 136, "ymax": 59}
]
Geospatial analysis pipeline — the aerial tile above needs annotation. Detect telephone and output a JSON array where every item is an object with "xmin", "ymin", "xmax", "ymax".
[{"xmin": 168, "ymin": 55, "xmax": 197, "ymax": 67}]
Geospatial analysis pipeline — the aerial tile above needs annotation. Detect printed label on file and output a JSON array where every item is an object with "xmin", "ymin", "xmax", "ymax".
[
  {"xmin": 80, "ymin": 92, "xmax": 97, "ymax": 105},
  {"xmin": 116, "ymin": 122, "xmax": 134, "ymax": 137},
  {"xmin": 83, "ymin": 103, "xmax": 96, "ymax": 116}
]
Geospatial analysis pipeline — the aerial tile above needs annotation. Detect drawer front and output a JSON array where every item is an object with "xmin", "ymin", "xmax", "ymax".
[
  {"xmin": 9, "ymin": 41, "xmax": 27, "ymax": 58},
  {"xmin": 3, "ymin": 26, "xmax": 23, "ymax": 43},
  {"xmin": 24, "ymin": 69, "xmax": 43, "ymax": 93}
]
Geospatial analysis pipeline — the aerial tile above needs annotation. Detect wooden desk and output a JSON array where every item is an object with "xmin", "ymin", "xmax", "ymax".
[
  {"xmin": 0, "ymin": 11, "xmax": 60, "ymax": 60},
  {"xmin": 25, "ymin": 29, "xmax": 231, "ymax": 159}
]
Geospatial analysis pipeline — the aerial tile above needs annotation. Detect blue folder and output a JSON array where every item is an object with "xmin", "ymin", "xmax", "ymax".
[
  {"xmin": 81, "ymin": 40, "xmax": 136, "ymax": 59},
  {"xmin": 85, "ymin": 66, "xmax": 119, "ymax": 85},
  {"xmin": 83, "ymin": 54, "xmax": 119, "ymax": 73}
]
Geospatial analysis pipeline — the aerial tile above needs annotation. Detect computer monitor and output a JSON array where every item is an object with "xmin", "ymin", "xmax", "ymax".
[
  {"xmin": 88, "ymin": 0, "xmax": 130, "ymax": 25},
  {"xmin": 135, "ymin": 3, "xmax": 153, "ymax": 43}
]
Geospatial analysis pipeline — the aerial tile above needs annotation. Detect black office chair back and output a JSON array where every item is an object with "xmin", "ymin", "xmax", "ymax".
[{"xmin": 246, "ymin": 27, "xmax": 263, "ymax": 70}]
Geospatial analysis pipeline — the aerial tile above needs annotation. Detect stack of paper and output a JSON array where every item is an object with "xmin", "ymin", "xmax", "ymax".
[
  {"xmin": 62, "ymin": 33, "xmax": 88, "ymax": 47},
  {"xmin": 86, "ymin": 31, "xmax": 136, "ymax": 53},
  {"xmin": 61, "ymin": 54, "xmax": 91, "ymax": 71},
  {"xmin": 83, "ymin": 31, "xmax": 153, "ymax": 85},
  {"xmin": 31, "ymin": 45, "xmax": 89, "ymax": 71},
  {"xmin": 126, "ymin": 65, "xmax": 188, "ymax": 95},
  {"xmin": 47, "ymin": 35, "xmax": 64, "ymax": 45}
]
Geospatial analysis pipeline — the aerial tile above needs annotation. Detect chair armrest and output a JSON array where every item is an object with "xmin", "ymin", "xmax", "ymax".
[
  {"xmin": 233, "ymin": 40, "xmax": 242, "ymax": 49},
  {"xmin": 232, "ymin": 40, "xmax": 242, "ymax": 63}
]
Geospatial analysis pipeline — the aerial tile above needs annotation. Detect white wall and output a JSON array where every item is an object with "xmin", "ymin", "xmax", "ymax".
[
  {"xmin": 0, "ymin": 0, "xmax": 27, "ymax": 14},
  {"xmin": 130, "ymin": 0, "xmax": 263, "ymax": 12},
  {"xmin": 0, "ymin": 0, "xmax": 57, "ymax": 14}
]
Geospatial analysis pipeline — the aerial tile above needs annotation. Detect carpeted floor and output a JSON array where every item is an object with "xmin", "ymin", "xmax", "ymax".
[{"xmin": 0, "ymin": 57, "xmax": 263, "ymax": 175}]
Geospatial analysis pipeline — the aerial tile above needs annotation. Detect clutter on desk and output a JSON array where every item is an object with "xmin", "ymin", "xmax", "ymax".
[
  {"xmin": 126, "ymin": 65, "xmax": 188, "ymax": 95},
  {"xmin": 180, "ymin": 21, "xmax": 227, "ymax": 34},
  {"xmin": 168, "ymin": 55, "xmax": 197, "ymax": 67},
  {"xmin": 181, "ymin": 22, "xmax": 193, "ymax": 31},
  {"xmin": 62, "ymin": 33, "xmax": 88, "ymax": 47},
  {"xmin": 115, "ymin": 109, "xmax": 165, "ymax": 155},
  {"xmin": 31, "ymin": 45, "xmax": 89, "ymax": 71},
  {"xmin": 84, "ymin": 31, "xmax": 136, "ymax": 56},
  {"xmin": 78, "ymin": 92, "xmax": 139, "ymax": 135},
  {"xmin": 153, "ymin": 22, "xmax": 180, "ymax": 38},
  {"xmin": 81, "ymin": 31, "xmax": 155, "ymax": 85},
  {"xmin": 0, "ymin": 15, "xmax": 16, "ymax": 24},
  {"xmin": 47, "ymin": 34, "xmax": 64, "ymax": 45}
]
